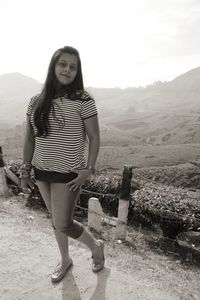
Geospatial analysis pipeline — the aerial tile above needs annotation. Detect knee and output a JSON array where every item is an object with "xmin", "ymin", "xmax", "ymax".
[
  {"xmin": 54, "ymin": 220, "xmax": 73, "ymax": 233},
  {"xmin": 54, "ymin": 219, "xmax": 83, "ymax": 239}
]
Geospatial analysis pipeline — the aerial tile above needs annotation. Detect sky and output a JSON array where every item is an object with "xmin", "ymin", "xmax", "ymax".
[{"xmin": 0, "ymin": 0, "xmax": 200, "ymax": 88}]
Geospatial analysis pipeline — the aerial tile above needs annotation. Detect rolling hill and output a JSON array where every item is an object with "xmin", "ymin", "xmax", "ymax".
[
  {"xmin": 0, "ymin": 73, "xmax": 42, "ymax": 126},
  {"xmin": 0, "ymin": 67, "xmax": 200, "ymax": 148},
  {"xmin": 88, "ymin": 67, "xmax": 200, "ymax": 146}
]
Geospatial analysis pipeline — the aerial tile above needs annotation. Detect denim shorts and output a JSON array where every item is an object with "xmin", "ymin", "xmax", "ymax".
[{"xmin": 33, "ymin": 167, "xmax": 78, "ymax": 183}]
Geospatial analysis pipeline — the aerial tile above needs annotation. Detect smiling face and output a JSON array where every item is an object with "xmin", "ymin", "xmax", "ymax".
[{"xmin": 54, "ymin": 52, "xmax": 78, "ymax": 86}]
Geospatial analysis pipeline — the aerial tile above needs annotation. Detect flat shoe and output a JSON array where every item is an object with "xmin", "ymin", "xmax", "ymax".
[
  {"xmin": 51, "ymin": 258, "xmax": 73, "ymax": 283},
  {"xmin": 92, "ymin": 240, "xmax": 105, "ymax": 273}
]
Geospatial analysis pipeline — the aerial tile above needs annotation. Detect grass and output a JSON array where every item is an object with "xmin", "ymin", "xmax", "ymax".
[{"xmin": 96, "ymin": 143, "xmax": 200, "ymax": 170}]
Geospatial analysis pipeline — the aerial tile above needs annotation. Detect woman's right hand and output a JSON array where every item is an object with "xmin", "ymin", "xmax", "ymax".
[{"xmin": 21, "ymin": 177, "xmax": 34, "ymax": 193}]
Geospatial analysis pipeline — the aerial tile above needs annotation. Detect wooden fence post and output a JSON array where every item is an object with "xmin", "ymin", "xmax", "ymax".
[
  {"xmin": 0, "ymin": 146, "xmax": 9, "ymax": 198},
  {"xmin": 115, "ymin": 165, "xmax": 133, "ymax": 240}
]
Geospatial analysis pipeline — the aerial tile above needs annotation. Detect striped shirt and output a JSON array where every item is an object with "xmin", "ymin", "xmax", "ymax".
[{"xmin": 27, "ymin": 91, "xmax": 98, "ymax": 173}]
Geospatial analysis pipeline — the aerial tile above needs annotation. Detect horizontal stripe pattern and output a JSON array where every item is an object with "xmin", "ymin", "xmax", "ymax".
[{"xmin": 26, "ymin": 93, "xmax": 97, "ymax": 173}]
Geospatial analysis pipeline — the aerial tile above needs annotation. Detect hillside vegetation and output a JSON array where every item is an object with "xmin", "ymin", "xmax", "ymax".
[{"xmin": 0, "ymin": 67, "xmax": 200, "ymax": 148}]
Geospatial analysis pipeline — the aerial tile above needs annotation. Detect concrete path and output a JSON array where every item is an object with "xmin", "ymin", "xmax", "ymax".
[{"xmin": 0, "ymin": 196, "xmax": 199, "ymax": 300}]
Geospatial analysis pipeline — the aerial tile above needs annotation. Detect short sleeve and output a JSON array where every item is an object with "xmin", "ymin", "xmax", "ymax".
[
  {"xmin": 81, "ymin": 99, "xmax": 98, "ymax": 120},
  {"xmin": 26, "ymin": 94, "xmax": 39, "ymax": 116}
]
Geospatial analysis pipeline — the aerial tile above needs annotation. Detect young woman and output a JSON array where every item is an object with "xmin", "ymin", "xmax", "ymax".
[{"xmin": 20, "ymin": 46, "xmax": 104, "ymax": 283}]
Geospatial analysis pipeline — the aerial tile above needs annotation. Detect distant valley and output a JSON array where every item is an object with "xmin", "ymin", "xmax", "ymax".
[{"xmin": 0, "ymin": 68, "xmax": 200, "ymax": 167}]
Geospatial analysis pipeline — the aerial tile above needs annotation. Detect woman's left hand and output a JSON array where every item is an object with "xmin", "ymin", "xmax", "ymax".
[{"xmin": 66, "ymin": 168, "xmax": 92, "ymax": 191}]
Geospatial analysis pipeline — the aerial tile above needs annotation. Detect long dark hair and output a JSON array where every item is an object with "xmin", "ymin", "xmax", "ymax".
[{"xmin": 34, "ymin": 46, "xmax": 84, "ymax": 137}]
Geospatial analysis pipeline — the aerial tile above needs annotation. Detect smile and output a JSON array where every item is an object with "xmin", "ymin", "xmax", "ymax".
[{"xmin": 60, "ymin": 74, "xmax": 70, "ymax": 78}]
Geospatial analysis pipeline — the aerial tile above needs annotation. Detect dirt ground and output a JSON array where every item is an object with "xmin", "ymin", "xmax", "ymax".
[{"xmin": 0, "ymin": 195, "xmax": 200, "ymax": 300}]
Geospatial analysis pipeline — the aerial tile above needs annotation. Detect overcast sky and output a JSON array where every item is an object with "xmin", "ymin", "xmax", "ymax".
[{"xmin": 0, "ymin": 0, "xmax": 200, "ymax": 88}]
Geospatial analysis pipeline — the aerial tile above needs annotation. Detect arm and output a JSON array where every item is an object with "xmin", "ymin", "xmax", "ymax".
[
  {"xmin": 66, "ymin": 115, "xmax": 100, "ymax": 191},
  {"xmin": 84, "ymin": 114, "xmax": 100, "ymax": 171},
  {"xmin": 20, "ymin": 116, "xmax": 35, "ymax": 190}
]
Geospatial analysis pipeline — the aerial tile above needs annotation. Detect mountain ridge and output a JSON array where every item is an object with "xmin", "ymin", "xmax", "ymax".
[{"xmin": 0, "ymin": 66, "xmax": 200, "ymax": 147}]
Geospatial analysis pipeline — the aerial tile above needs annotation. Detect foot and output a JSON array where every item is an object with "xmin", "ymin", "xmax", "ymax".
[
  {"xmin": 51, "ymin": 258, "xmax": 73, "ymax": 283},
  {"xmin": 92, "ymin": 240, "xmax": 105, "ymax": 273}
]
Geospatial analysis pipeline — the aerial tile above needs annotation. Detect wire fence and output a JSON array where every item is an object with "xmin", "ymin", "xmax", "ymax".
[
  {"xmin": 76, "ymin": 188, "xmax": 120, "ymax": 224},
  {"xmin": 77, "ymin": 188, "xmax": 200, "ymax": 226},
  {"xmin": 81, "ymin": 188, "xmax": 116, "ymax": 198}
]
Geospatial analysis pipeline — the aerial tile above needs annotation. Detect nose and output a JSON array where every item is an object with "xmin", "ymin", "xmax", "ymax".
[{"xmin": 63, "ymin": 64, "xmax": 71, "ymax": 74}]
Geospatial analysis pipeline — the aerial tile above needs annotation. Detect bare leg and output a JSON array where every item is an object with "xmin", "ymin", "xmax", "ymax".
[
  {"xmin": 50, "ymin": 183, "xmax": 104, "ymax": 269},
  {"xmin": 54, "ymin": 229, "xmax": 70, "ymax": 266},
  {"xmin": 77, "ymin": 227, "xmax": 99, "ymax": 252},
  {"xmin": 36, "ymin": 180, "xmax": 70, "ymax": 266},
  {"xmin": 50, "ymin": 183, "xmax": 83, "ymax": 239}
]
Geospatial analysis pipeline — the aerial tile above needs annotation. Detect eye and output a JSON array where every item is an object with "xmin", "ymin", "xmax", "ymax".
[
  {"xmin": 70, "ymin": 65, "xmax": 77, "ymax": 71},
  {"xmin": 58, "ymin": 62, "xmax": 66, "ymax": 67}
]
